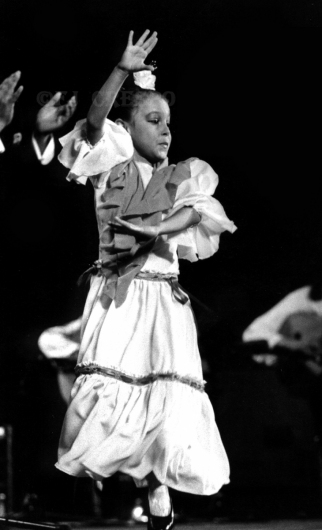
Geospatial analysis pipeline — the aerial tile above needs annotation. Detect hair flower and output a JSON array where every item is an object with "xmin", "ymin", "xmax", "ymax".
[{"xmin": 133, "ymin": 70, "xmax": 156, "ymax": 90}]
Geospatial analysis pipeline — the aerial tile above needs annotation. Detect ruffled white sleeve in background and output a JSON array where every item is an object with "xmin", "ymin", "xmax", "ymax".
[
  {"xmin": 58, "ymin": 118, "xmax": 134, "ymax": 185},
  {"xmin": 168, "ymin": 159, "xmax": 237, "ymax": 262},
  {"xmin": 242, "ymin": 286, "xmax": 314, "ymax": 348},
  {"xmin": 0, "ymin": 138, "xmax": 5, "ymax": 153},
  {"xmin": 38, "ymin": 317, "xmax": 82, "ymax": 360}
]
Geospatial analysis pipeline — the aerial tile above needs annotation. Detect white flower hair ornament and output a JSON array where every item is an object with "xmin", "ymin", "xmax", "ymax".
[{"xmin": 133, "ymin": 70, "xmax": 156, "ymax": 90}]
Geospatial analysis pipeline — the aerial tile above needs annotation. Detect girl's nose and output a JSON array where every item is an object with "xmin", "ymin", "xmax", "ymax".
[{"xmin": 162, "ymin": 124, "xmax": 170, "ymax": 135}]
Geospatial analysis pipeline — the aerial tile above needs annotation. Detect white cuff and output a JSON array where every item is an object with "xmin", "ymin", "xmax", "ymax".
[
  {"xmin": 0, "ymin": 138, "xmax": 5, "ymax": 154},
  {"xmin": 32, "ymin": 134, "xmax": 55, "ymax": 165}
]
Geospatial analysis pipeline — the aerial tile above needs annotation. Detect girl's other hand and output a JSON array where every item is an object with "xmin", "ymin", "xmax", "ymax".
[
  {"xmin": 109, "ymin": 216, "xmax": 159, "ymax": 239},
  {"xmin": 118, "ymin": 30, "xmax": 158, "ymax": 74}
]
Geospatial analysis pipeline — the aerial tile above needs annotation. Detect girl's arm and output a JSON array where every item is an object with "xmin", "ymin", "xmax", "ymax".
[
  {"xmin": 87, "ymin": 29, "xmax": 158, "ymax": 145},
  {"xmin": 110, "ymin": 207, "xmax": 201, "ymax": 239},
  {"xmin": 159, "ymin": 207, "xmax": 201, "ymax": 235}
]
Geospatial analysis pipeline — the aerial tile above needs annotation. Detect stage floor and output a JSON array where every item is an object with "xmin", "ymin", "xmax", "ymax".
[
  {"xmin": 3, "ymin": 519, "xmax": 322, "ymax": 530},
  {"xmin": 60, "ymin": 520, "xmax": 322, "ymax": 530}
]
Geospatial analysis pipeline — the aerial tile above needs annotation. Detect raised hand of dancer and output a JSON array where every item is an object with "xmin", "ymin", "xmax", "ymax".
[
  {"xmin": 35, "ymin": 92, "xmax": 77, "ymax": 134},
  {"xmin": 87, "ymin": 30, "xmax": 157, "ymax": 146},
  {"xmin": 118, "ymin": 30, "xmax": 158, "ymax": 73},
  {"xmin": 0, "ymin": 71, "xmax": 24, "ymax": 132}
]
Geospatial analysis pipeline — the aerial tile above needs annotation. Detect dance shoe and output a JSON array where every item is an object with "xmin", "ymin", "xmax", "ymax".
[{"xmin": 147, "ymin": 501, "xmax": 175, "ymax": 530}]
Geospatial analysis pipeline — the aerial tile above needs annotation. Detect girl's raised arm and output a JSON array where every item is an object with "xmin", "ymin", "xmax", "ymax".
[{"xmin": 87, "ymin": 30, "xmax": 158, "ymax": 145}]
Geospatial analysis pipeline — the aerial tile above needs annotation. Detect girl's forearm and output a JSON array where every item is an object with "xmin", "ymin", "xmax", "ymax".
[
  {"xmin": 159, "ymin": 207, "xmax": 201, "ymax": 236},
  {"xmin": 87, "ymin": 66, "xmax": 128, "ymax": 144}
]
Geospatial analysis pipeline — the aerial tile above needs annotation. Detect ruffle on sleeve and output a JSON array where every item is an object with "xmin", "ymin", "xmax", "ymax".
[
  {"xmin": 58, "ymin": 118, "xmax": 134, "ymax": 185},
  {"xmin": 168, "ymin": 159, "xmax": 237, "ymax": 262}
]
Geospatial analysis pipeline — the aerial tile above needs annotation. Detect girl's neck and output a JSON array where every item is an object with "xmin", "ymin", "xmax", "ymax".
[{"xmin": 134, "ymin": 150, "xmax": 168, "ymax": 170}]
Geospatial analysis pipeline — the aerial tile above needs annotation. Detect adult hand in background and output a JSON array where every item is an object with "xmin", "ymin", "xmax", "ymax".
[
  {"xmin": 35, "ymin": 92, "xmax": 77, "ymax": 135},
  {"xmin": 0, "ymin": 71, "xmax": 24, "ymax": 132}
]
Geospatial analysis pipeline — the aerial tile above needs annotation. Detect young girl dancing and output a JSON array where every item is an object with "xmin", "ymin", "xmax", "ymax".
[{"xmin": 56, "ymin": 30, "xmax": 236, "ymax": 529}]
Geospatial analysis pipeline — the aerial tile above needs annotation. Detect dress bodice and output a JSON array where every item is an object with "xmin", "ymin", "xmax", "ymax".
[
  {"xmin": 92, "ymin": 150, "xmax": 180, "ymax": 275},
  {"xmin": 58, "ymin": 118, "xmax": 237, "ymax": 306}
]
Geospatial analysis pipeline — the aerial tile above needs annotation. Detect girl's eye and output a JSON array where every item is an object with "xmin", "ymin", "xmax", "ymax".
[{"xmin": 149, "ymin": 119, "xmax": 159, "ymax": 124}]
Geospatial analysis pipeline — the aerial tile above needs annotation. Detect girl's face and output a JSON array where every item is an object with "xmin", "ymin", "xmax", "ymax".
[{"xmin": 127, "ymin": 96, "xmax": 171, "ymax": 164}]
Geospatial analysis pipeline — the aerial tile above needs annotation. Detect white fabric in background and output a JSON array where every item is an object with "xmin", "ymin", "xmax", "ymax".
[
  {"xmin": 0, "ymin": 134, "xmax": 55, "ymax": 164},
  {"xmin": 243, "ymin": 286, "xmax": 322, "ymax": 348},
  {"xmin": 31, "ymin": 133, "xmax": 55, "ymax": 165}
]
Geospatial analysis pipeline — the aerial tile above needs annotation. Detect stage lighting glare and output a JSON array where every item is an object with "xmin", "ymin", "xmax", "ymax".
[{"xmin": 132, "ymin": 505, "xmax": 148, "ymax": 523}]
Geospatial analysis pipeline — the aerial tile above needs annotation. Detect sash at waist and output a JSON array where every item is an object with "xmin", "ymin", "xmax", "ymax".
[
  {"xmin": 135, "ymin": 271, "xmax": 188, "ymax": 304},
  {"xmin": 79, "ymin": 263, "xmax": 190, "ymax": 305}
]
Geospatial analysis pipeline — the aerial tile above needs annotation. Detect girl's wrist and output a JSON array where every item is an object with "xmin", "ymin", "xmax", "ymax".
[{"xmin": 115, "ymin": 64, "xmax": 130, "ymax": 76}]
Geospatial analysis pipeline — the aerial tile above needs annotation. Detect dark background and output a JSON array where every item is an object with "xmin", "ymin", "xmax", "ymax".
[
  {"xmin": 1, "ymin": 0, "xmax": 322, "ymax": 521},
  {"xmin": 2, "ymin": 0, "xmax": 322, "ymax": 327}
]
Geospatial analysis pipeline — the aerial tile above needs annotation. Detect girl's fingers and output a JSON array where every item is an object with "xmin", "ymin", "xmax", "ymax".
[
  {"xmin": 109, "ymin": 220, "xmax": 126, "ymax": 229},
  {"xmin": 135, "ymin": 29, "xmax": 151, "ymax": 47},
  {"xmin": 127, "ymin": 30, "xmax": 134, "ymax": 47},
  {"xmin": 142, "ymin": 32, "xmax": 158, "ymax": 51},
  {"xmin": 114, "ymin": 218, "xmax": 136, "ymax": 230},
  {"xmin": 145, "ymin": 36, "xmax": 158, "ymax": 56},
  {"xmin": 110, "ymin": 218, "xmax": 142, "ymax": 233},
  {"xmin": 141, "ymin": 64, "xmax": 155, "ymax": 72},
  {"xmin": 114, "ymin": 216, "xmax": 126, "ymax": 224}
]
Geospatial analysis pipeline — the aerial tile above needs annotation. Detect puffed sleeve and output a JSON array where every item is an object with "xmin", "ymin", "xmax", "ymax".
[
  {"xmin": 169, "ymin": 159, "xmax": 237, "ymax": 262},
  {"xmin": 58, "ymin": 118, "xmax": 134, "ymax": 185}
]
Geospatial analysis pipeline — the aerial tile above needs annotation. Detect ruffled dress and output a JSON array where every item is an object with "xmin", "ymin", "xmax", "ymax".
[{"xmin": 55, "ymin": 119, "xmax": 236, "ymax": 495}]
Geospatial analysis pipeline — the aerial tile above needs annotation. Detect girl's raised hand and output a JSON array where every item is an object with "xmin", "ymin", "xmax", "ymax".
[
  {"xmin": 109, "ymin": 216, "xmax": 159, "ymax": 240},
  {"xmin": 118, "ymin": 30, "xmax": 158, "ymax": 73}
]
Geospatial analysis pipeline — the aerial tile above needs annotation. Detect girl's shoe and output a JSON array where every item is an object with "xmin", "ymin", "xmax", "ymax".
[{"xmin": 147, "ymin": 501, "xmax": 175, "ymax": 530}]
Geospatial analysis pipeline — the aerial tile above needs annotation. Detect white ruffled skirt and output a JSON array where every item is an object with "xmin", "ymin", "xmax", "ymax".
[{"xmin": 56, "ymin": 274, "xmax": 230, "ymax": 495}]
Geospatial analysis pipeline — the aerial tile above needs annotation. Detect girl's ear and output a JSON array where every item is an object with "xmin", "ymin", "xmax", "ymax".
[{"xmin": 115, "ymin": 119, "xmax": 130, "ymax": 133}]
